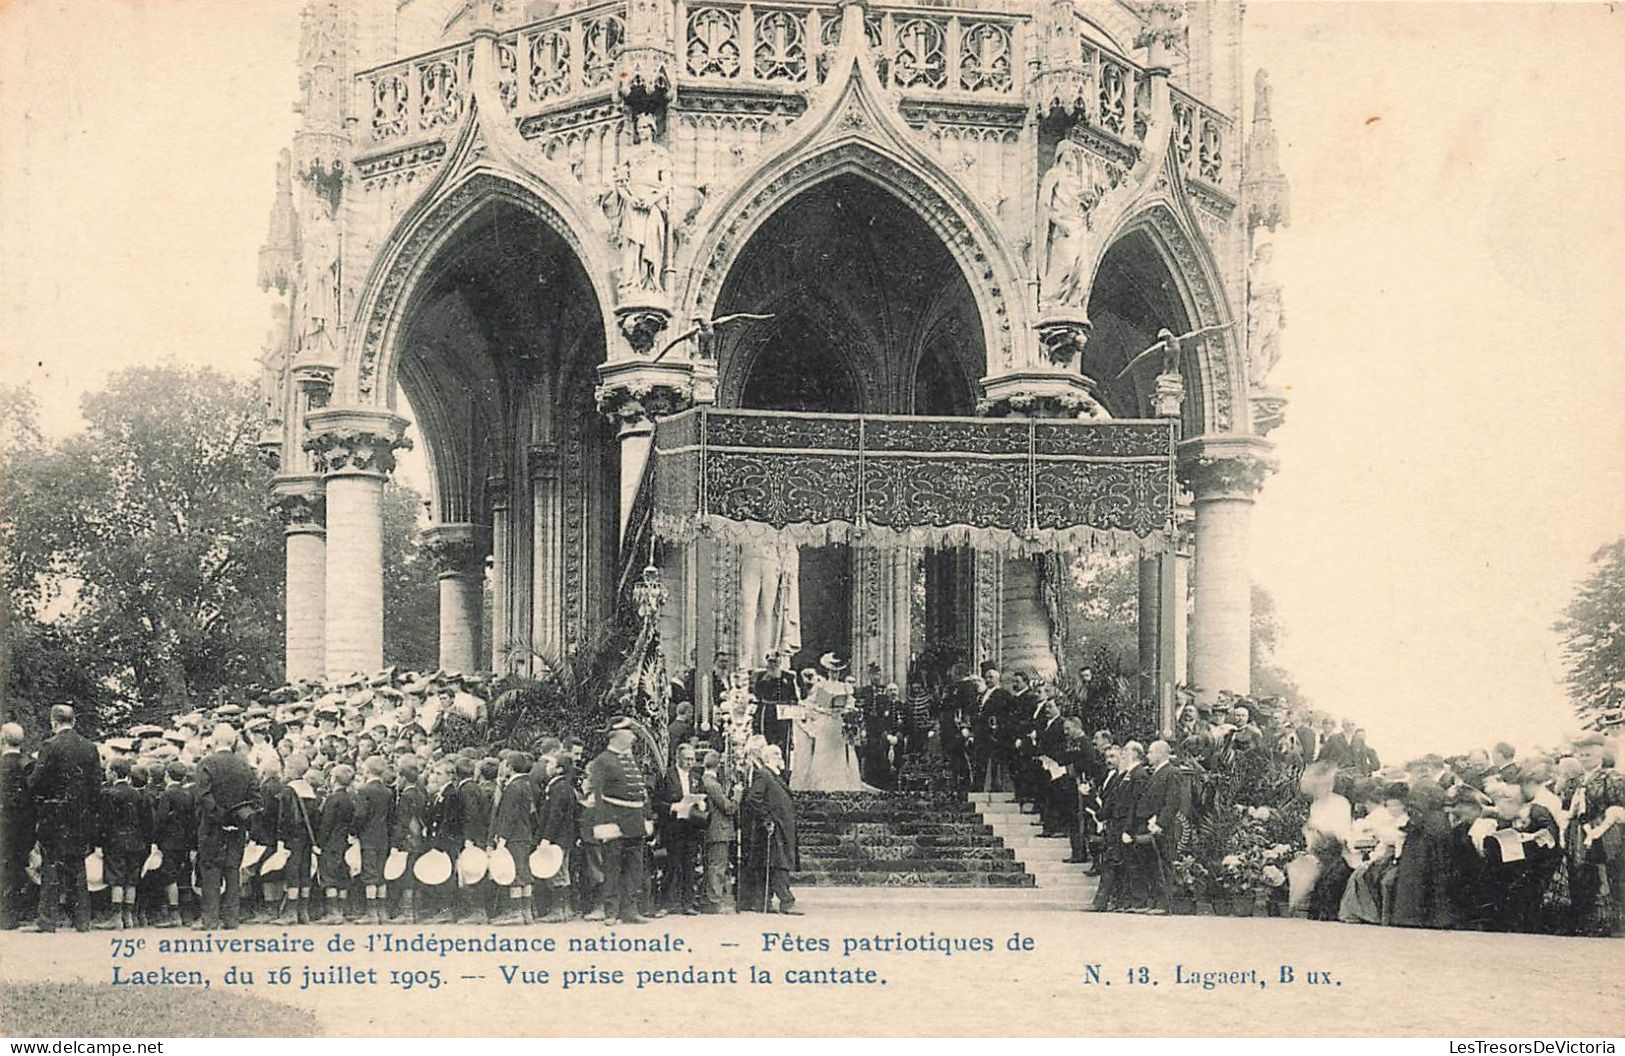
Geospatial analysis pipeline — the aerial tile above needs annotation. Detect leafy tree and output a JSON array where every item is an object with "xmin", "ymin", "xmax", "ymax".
[
  {"xmin": 1554, "ymin": 538, "xmax": 1625, "ymax": 730},
  {"xmin": 1, "ymin": 365, "xmax": 283, "ymax": 718},
  {"xmin": 0, "ymin": 368, "xmax": 440, "ymax": 732},
  {"xmin": 1251, "ymin": 584, "xmax": 1304, "ymax": 707},
  {"xmin": 381, "ymin": 481, "xmax": 439, "ymax": 672}
]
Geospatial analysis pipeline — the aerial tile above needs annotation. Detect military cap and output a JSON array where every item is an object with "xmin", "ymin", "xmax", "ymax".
[{"xmin": 129, "ymin": 724, "xmax": 164, "ymax": 739}]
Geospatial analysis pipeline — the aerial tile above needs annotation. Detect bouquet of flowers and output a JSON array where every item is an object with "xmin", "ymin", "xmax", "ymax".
[
  {"xmin": 1216, "ymin": 806, "xmax": 1291, "ymax": 898},
  {"xmin": 719, "ymin": 683, "xmax": 757, "ymax": 752}
]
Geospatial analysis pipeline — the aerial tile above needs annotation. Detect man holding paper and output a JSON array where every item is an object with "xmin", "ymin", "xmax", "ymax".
[{"xmin": 656, "ymin": 742, "xmax": 706, "ymax": 915}]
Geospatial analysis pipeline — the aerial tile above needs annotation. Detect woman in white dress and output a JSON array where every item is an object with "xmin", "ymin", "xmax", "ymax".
[{"xmin": 790, "ymin": 661, "xmax": 872, "ymax": 793}]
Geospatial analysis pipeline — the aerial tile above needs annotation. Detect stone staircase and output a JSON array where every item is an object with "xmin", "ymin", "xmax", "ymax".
[
  {"xmin": 789, "ymin": 790, "xmax": 1097, "ymax": 909},
  {"xmin": 968, "ymin": 791, "xmax": 1098, "ymax": 899},
  {"xmin": 793, "ymin": 791, "xmax": 1035, "ymax": 888}
]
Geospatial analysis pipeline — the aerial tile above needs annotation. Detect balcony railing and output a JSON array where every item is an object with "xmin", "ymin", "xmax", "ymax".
[
  {"xmin": 361, "ymin": 40, "xmax": 476, "ymax": 149},
  {"xmin": 353, "ymin": 0, "xmax": 1230, "ymax": 188},
  {"xmin": 677, "ymin": 2, "xmax": 1026, "ymax": 101}
]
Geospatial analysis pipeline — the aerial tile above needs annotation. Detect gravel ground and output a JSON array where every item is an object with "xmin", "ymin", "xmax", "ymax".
[{"xmin": 2, "ymin": 900, "xmax": 1621, "ymax": 1037}]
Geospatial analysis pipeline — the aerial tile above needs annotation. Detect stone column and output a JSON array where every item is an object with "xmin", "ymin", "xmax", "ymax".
[
  {"xmin": 424, "ymin": 523, "xmax": 489, "ymax": 674},
  {"xmin": 487, "ymin": 474, "xmax": 512, "ymax": 673},
  {"xmin": 528, "ymin": 443, "xmax": 564, "ymax": 660},
  {"xmin": 1137, "ymin": 557, "xmax": 1161, "ymax": 703},
  {"xmin": 1183, "ymin": 439, "xmax": 1272, "ymax": 702},
  {"xmin": 272, "ymin": 476, "xmax": 326, "ymax": 683},
  {"xmin": 595, "ymin": 367, "xmax": 694, "ymax": 545},
  {"xmin": 305, "ymin": 408, "xmax": 410, "ymax": 680}
]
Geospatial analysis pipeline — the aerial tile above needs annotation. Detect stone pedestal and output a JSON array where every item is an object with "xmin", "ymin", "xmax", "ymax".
[
  {"xmin": 304, "ymin": 408, "xmax": 410, "ymax": 680},
  {"xmin": 1183, "ymin": 438, "xmax": 1273, "ymax": 702}
]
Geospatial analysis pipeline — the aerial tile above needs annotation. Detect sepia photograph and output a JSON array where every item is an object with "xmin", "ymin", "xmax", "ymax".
[{"xmin": 1, "ymin": 0, "xmax": 1622, "ymax": 1042}]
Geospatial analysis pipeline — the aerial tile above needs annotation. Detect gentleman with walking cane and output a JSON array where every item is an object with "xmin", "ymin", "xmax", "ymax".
[{"xmin": 746, "ymin": 744, "xmax": 800, "ymax": 915}]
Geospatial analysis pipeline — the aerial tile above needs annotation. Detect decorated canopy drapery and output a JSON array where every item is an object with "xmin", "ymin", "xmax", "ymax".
[{"xmin": 651, "ymin": 408, "xmax": 1178, "ymax": 554}]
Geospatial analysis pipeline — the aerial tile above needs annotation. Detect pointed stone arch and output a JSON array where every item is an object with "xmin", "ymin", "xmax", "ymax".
[
  {"xmin": 1096, "ymin": 199, "xmax": 1242, "ymax": 435},
  {"xmin": 342, "ymin": 166, "xmax": 615, "ymax": 408}
]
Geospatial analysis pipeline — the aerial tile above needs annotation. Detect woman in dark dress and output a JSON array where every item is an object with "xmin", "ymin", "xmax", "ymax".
[{"xmin": 1390, "ymin": 779, "xmax": 1457, "ymax": 928}]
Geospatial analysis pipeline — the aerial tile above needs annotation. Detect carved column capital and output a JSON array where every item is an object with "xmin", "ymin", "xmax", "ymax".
[
  {"xmin": 595, "ymin": 360, "xmax": 695, "ymax": 432},
  {"xmin": 1179, "ymin": 436, "xmax": 1276, "ymax": 501},
  {"xmin": 422, "ymin": 522, "xmax": 490, "ymax": 578},
  {"xmin": 977, "ymin": 370, "xmax": 1109, "ymax": 421},
  {"xmin": 270, "ymin": 474, "xmax": 326, "ymax": 532},
  {"xmin": 304, "ymin": 407, "xmax": 412, "ymax": 478}
]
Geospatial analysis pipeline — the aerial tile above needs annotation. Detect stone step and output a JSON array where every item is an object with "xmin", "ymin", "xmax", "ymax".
[
  {"xmin": 975, "ymin": 801, "xmax": 1028, "ymax": 814},
  {"xmin": 796, "ymin": 888, "xmax": 1082, "ymax": 912},
  {"xmin": 800, "ymin": 821, "xmax": 994, "ymax": 837},
  {"xmin": 797, "ymin": 806, "xmax": 979, "ymax": 822},
  {"xmin": 799, "ymin": 844, "xmax": 1014, "ymax": 857},
  {"xmin": 966, "ymin": 792, "xmax": 1017, "ymax": 803},
  {"xmin": 801, "ymin": 844, "xmax": 1016, "ymax": 860},
  {"xmin": 791, "ymin": 870, "xmax": 1037, "ymax": 888},
  {"xmin": 1002, "ymin": 841, "xmax": 1073, "ymax": 861},
  {"xmin": 796, "ymin": 857, "xmax": 1027, "ymax": 873},
  {"xmin": 799, "ymin": 832, "xmax": 1008, "ymax": 849}
]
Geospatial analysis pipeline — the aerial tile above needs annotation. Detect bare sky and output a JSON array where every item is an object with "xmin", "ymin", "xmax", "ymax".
[{"xmin": 2, "ymin": 1, "xmax": 1622, "ymax": 760}]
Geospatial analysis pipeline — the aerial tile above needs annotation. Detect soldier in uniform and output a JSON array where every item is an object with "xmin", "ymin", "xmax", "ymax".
[
  {"xmin": 29, "ymin": 705, "xmax": 102, "ymax": 933},
  {"xmin": 586, "ymin": 718, "xmax": 652, "ymax": 926},
  {"xmin": 0, "ymin": 723, "xmax": 34, "ymax": 930},
  {"xmin": 753, "ymin": 651, "xmax": 799, "ymax": 768},
  {"xmin": 194, "ymin": 723, "xmax": 258, "ymax": 930}
]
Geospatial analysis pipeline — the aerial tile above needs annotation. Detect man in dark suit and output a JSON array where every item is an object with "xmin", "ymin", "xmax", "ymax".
[
  {"xmin": 423, "ymin": 761, "xmax": 465, "ymax": 922},
  {"xmin": 489, "ymin": 751, "xmax": 536, "ymax": 925},
  {"xmin": 654, "ymin": 742, "xmax": 705, "ymax": 915},
  {"xmin": 1091, "ymin": 744, "xmax": 1140, "ymax": 912},
  {"xmin": 194, "ymin": 723, "xmax": 258, "ymax": 930},
  {"xmin": 940, "ymin": 664, "xmax": 978, "ymax": 790},
  {"xmin": 974, "ymin": 664, "xmax": 1016, "ymax": 792},
  {"xmin": 1130, "ymin": 739, "xmax": 1182, "ymax": 914},
  {"xmin": 29, "ymin": 705, "xmax": 102, "ymax": 933},
  {"xmin": 353, "ymin": 755, "xmax": 394, "ymax": 924},
  {"xmin": 753, "ymin": 651, "xmax": 799, "ymax": 766},
  {"xmin": 667, "ymin": 703, "xmax": 696, "ymax": 766},
  {"xmin": 1316, "ymin": 718, "xmax": 1350, "ymax": 768},
  {"xmin": 0, "ymin": 723, "xmax": 34, "ymax": 929},
  {"xmin": 744, "ymin": 745, "xmax": 799, "ymax": 915}
]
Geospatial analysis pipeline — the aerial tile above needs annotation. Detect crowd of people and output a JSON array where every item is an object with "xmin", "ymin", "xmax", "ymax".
[
  {"xmin": 942, "ymin": 665, "xmax": 1625, "ymax": 938},
  {"xmin": 0, "ymin": 667, "xmax": 804, "ymax": 934},
  {"xmin": 1, "ymin": 659, "xmax": 1620, "ymax": 940}
]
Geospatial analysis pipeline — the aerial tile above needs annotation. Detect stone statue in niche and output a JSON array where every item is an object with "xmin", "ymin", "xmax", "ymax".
[
  {"xmin": 259, "ymin": 301, "xmax": 292, "ymax": 419},
  {"xmin": 1247, "ymin": 237, "xmax": 1284, "ymax": 388},
  {"xmin": 297, "ymin": 197, "xmax": 340, "ymax": 362},
  {"xmin": 1037, "ymin": 140, "xmax": 1116, "ymax": 310},
  {"xmin": 605, "ymin": 113, "xmax": 672, "ymax": 295}
]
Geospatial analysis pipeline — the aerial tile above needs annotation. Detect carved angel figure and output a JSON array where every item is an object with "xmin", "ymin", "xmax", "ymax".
[
  {"xmin": 605, "ymin": 114, "xmax": 672, "ymax": 294},
  {"xmin": 297, "ymin": 198, "xmax": 340, "ymax": 361},
  {"xmin": 1247, "ymin": 239, "xmax": 1285, "ymax": 387},
  {"xmin": 1038, "ymin": 140, "xmax": 1115, "ymax": 310}
]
